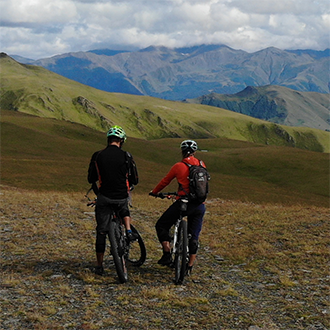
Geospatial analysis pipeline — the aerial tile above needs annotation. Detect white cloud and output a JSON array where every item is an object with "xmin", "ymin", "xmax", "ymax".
[
  {"xmin": 230, "ymin": 0, "xmax": 326, "ymax": 15},
  {"xmin": 0, "ymin": 0, "xmax": 77, "ymax": 25},
  {"xmin": 0, "ymin": 0, "xmax": 328, "ymax": 59}
]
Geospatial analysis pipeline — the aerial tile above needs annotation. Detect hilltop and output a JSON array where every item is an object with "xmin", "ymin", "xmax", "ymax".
[
  {"xmin": 0, "ymin": 54, "xmax": 329, "ymax": 153},
  {"xmin": 185, "ymin": 85, "xmax": 330, "ymax": 130}
]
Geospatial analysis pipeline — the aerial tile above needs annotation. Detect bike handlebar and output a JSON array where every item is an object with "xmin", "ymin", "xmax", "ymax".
[
  {"xmin": 87, "ymin": 200, "xmax": 96, "ymax": 207},
  {"xmin": 149, "ymin": 192, "xmax": 178, "ymax": 199}
]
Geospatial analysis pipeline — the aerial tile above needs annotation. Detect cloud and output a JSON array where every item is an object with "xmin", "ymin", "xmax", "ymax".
[
  {"xmin": 0, "ymin": 0, "xmax": 77, "ymax": 26},
  {"xmin": 0, "ymin": 0, "xmax": 329, "ymax": 59}
]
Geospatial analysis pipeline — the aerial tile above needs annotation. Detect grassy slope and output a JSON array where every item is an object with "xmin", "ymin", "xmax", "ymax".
[
  {"xmin": 1, "ymin": 110, "xmax": 329, "ymax": 207},
  {"xmin": 1, "ymin": 54, "xmax": 329, "ymax": 152},
  {"xmin": 186, "ymin": 85, "xmax": 330, "ymax": 130}
]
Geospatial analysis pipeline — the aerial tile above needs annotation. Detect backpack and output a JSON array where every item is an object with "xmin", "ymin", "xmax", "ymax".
[
  {"xmin": 125, "ymin": 151, "xmax": 139, "ymax": 187},
  {"xmin": 182, "ymin": 161, "xmax": 210, "ymax": 203}
]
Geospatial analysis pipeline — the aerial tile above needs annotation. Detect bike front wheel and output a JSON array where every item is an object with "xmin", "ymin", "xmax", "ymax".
[
  {"xmin": 109, "ymin": 219, "xmax": 128, "ymax": 283},
  {"xmin": 174, "ymin": 219, "xmax": 188, "ymax": 284},
  {"xmin": 126, "ymin": 224, "xmax": 146, "ymax": 267}
]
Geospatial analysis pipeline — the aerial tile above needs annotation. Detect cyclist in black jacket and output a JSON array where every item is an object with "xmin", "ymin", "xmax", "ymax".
[{"xmin": 88, "ymin": 126, "xmax": 139, "ymax": 275}]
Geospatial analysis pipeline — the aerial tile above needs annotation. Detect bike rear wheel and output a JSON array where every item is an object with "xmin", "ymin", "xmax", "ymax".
[
  {"xmin": 174, "ymin": 219, "xmax": 188, "ymax": 284},
  {"xmin": 109, "ymin": 218, "xmax": 128, "ymax": 283},
  {"xmin": 126, "ymin": 224, "xmax": 146, "ymax": 267}
]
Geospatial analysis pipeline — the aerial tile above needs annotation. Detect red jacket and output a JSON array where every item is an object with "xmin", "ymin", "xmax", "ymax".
[{"xmin": 152, "ymin": 156, "xmax": 206, "ymax": 198}]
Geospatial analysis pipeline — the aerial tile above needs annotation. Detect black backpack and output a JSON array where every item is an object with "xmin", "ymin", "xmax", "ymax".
[
  {"xmin": 125, "ymin": 151, "xmax": 139, "ymax": 187},
  {"xmin": 182, "ymin": 161, "xmax": 210, "ymax": 203}
]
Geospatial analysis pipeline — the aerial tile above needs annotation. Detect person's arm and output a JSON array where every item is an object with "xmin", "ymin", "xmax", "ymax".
[
  {"xmin": 151, "ymin": 164, "xmax": 178, "ymax": 194},
  {"xmin": 87, "ymin": 152, "xmax": 99, "ymax": 184}
]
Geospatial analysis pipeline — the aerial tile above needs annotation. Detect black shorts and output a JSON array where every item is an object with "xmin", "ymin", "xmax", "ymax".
[{"xmin": 95, "ymin": 193, "xmax": 130, "ymax": 233}]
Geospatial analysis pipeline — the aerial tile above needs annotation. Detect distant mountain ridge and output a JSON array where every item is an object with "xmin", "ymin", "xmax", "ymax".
[
  {"xmin": 25, "ymin": 44, "xmax": 329, "ymax": 100},
  {"xmin": 1, "ymin": 53, "xmax": 329, "ymax": 153},
  {"xmin": 185, "ymin": 85, "xmax": 330, "ymax": 130}
]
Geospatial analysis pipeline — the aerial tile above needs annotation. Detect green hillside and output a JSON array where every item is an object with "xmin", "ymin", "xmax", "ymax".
[
  {"xmin": 1, "ymin": 110, "xmax": 329, "ymax": 207},
  {"xmin": 185, "ymin": 85, "xmax": 330, "ymax": 130},
  {"xmin": 1, "ymin": 53, "xmax": 329, "ymax": 153}
]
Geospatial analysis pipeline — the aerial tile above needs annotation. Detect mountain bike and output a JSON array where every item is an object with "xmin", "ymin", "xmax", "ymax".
[
  {"xmin": 152, "ymin": 192, "xmax": 189, "ymax": 285},
  {"xmin": 86, "ymin": 193, "xmax": 146, "ymax": 283},
  {"xmin": 108, "ymin": 210, "xmax": 146, "ymax": 283}
]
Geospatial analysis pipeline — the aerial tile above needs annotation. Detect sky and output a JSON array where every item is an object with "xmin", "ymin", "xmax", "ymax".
[{"xmin": 0, "ymin": 0, "xmax": 329, "ymax": 60}]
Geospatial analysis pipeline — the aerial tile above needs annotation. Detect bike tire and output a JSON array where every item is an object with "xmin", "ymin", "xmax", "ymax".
[
  {"xmin": 109, "ymin": 218, "xmax": 128, "ymax": 283},
  {"xmin": 174, "ymin": 219, "xmax": 188, "ymax": 284},
  {"xmin": 126, "ymin": 224, "xmax": 146, "ymax": 267}
]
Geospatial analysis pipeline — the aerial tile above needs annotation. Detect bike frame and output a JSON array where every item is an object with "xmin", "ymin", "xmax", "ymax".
[{"xmin": 172, "ymin": 197, "xmax": 188, "ymax": 255}]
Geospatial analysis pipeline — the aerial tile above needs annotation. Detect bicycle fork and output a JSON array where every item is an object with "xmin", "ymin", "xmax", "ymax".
[
  {"xmin": 172, "ymin": 219, "xmax": 190, "ymax": 257},
  {"xmin": 172, "ymin": 219, "xmax": 180, "ymax": 255}
]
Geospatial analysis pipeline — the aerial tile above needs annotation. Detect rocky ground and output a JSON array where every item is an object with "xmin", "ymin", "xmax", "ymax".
[{"xmin": 1, "ymin": 187, "xmax": 329, "ymax": 329}]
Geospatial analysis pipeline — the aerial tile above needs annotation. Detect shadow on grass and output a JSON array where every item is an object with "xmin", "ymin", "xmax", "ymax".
[{"xmin": 1, "ymin": 256, "xmax": 178, "ymax": 286}]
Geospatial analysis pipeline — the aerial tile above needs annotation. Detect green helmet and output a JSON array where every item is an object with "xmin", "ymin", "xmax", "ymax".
[{"xmin": 107, "ymin": 125, "xmax": 127, "ymax": 141}]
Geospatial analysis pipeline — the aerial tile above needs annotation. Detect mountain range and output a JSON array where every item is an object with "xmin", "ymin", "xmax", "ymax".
[
  {"xmin": 1, "ymin": 53, "xmax": 329, "ymax": 153},
  {"xmin": 19, "ymin": 44, "xmax": 329, "ymax": 101}
]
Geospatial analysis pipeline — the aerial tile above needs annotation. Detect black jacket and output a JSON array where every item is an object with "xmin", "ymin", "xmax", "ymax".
[{"xmin": 88, "ymin": 145, "xmax": 138, "ymax": 199}]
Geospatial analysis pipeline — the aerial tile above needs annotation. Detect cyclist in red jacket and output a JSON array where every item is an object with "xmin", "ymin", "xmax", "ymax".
[{"xmin": 150, "ymin": 140, "xmax": 207, "ymax": 274}]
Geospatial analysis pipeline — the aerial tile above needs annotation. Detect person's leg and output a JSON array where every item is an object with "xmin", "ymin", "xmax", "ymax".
[
  {"xmin": 155, "ymin": 201, "xmax": 180, "ymax": 265},
  {"xmin": 117, "ymin": 200, "xmax": 138, "ymax": 241},
  {"xmin": 187, "ymin": 203, "xmax": 206, "ymax": 269},
  {"xmin": 123, "ymin": 216, "xmax": 139, "ymax": 241},
  {"xmin": 123, "ymin": 216, "xmax": 131, "ymax": 231},
  {"xmin": 94, "ymin": 194, "xmax": 111, "ymax": 275},
  {"xmin": 155, "ymin": 201, "xmax": 181, "ymax": 243},
  {"xmin": 161, "ymin": 241, "xmax": 171, "ymax": 253},
  {"xmin": 117, "ymin": 200, "xmax": 131, "ymax": 230},
  {"xmin": 96, "ymin": 252, "xmax": 104, "ymax": 267},
  {"xmin": 188, "ymin": 254, "xmax": 197, "ymax": 267},
  {"xmin": 95, "ymin": 231, "xmax": 106, "ymax": 275}
]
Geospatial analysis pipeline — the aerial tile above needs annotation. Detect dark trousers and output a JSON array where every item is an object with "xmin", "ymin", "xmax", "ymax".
[
  {"xmin": 155, "ymin": 200, "xmax": 206, "ymax": 243},
  {"xmin": 95, "ymin": 194, "xmax": 130, "ymax": 253}
]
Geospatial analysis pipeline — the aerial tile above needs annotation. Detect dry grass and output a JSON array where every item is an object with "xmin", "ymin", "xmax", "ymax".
[{"xmin": 1, "ymin": 186, "xmax": 329, "ymax": 329}]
